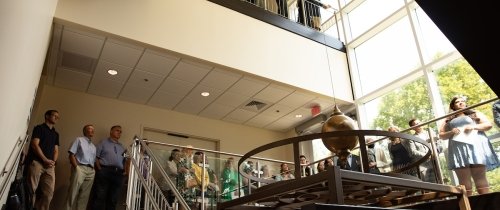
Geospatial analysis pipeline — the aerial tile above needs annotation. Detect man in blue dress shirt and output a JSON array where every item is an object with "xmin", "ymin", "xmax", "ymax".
[
  {"xmin": 65, "ymin": 124, "xmax": 96, "ymax": 210},
  {"xmin": 92, "ymin": 125, "xmax": 129, "ymax": 210}
]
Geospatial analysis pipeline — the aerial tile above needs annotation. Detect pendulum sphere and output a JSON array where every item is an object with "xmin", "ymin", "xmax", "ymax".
[{"xmin": 321, "ymin": 105, "xmax": 359, "ymax": 167}]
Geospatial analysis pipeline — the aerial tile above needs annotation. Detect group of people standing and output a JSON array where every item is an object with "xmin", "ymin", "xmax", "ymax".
[
  {"xmin": 162, "ymin": 146, "xmax": 220, "ymax": 209},
  {"xmin": 309, "ymin": 95, "xmax": 499, "ymax": 196},
  {"xmin": 25, "ymin": 109, "xmax": 129, "ymax": 210},
  {"xmin": 381, "ymin": 96, "xmax": 500, "ymax": 195},
  {"xmin": 245, "ymin": 0, "xmax": 331, "ymax": 31},
  {"xmin": 25, "ymin": 95, "xmax": 500, "ymax": 210}
]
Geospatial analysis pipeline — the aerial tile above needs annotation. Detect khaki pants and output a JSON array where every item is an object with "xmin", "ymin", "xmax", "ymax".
[
  {"xmin": 65, "ymin": 165, "xmax": 95, "ymax": 210},
  {"xmin": 257, "ymin": 0, "xmax": 278, "ymax": 14},
  {"xmin": 311, "ymin": 16, "xmax": 321, "ymax": 30},
  {"xmin": 29, "ymin": 160, "xmax": 55, "ymax": 210}
]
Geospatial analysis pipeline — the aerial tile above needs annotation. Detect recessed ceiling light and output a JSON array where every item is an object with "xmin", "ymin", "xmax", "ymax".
[
  {"xmin": 107, "ymin": 69, "xmax": 118, "ymax": 75},
  {"xmin": 295, "ymin": 114, "xmax": 303, "ymax": 118},
  {"xmin": 201, "ymin": 92, "xmax": 210, "ymax": 97}
]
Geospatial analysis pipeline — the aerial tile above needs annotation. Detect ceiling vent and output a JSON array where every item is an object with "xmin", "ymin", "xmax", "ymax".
[
  {"xmin": 59, "ymin": 51, "xmax": 97, "ymax": 74},
  {"xmin": 240, "ymin": 99, "xmax": 271, "ymax": 113}
]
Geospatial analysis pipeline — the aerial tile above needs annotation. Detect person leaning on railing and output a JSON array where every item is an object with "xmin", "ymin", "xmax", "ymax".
[
  {"xmin": 387, "ymin": 126, "xmax": 420, "ymax": 177},
  {"xmin": 408, "ymin": 118, "xmax": 437, "ymax": 183},
  {"xmin": 297, "ymin": 0, "xmax": 331, "ymax": 30},
  {"xmin": 439, "ymin": 95, "xmax": 500, "ymax": 196}
]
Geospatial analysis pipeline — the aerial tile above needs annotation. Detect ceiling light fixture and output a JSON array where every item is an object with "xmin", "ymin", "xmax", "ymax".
[
  {"xmin": 201, "ymin": 92, "xmax": 210, "ymax": 97},
  {"xmin": 295, "ymin": 114, "xmax": 303, "ymax": 118},
  {"xmin": 107, "ymin": 69, "xmax": 118, "ymax": 75}
]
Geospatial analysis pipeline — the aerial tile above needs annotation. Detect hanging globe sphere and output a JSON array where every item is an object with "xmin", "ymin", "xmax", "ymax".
[{"xmin": 321, "ymin": 105, "xmax": 359, "ymax": 159}]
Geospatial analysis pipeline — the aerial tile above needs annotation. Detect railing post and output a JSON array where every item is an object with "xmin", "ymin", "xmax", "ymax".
[
  {"xmin": 126, "ymin": 136, "xmax": 140, "ymax": 210},
  {"xmin": 255, "ymin": 161, "xmax": 261, "ymax": 187},
  {"xmin": 427, "ymin": 128, "xmax": 444, "ymax": 184},
  {"xmin": 293, "ymin": 142, "xmax": 301, "ymax": 180},
  {"xmin": 300, "ymin": 0, "xmax": 306, "ymax": 27},
  {"xmin": 202, "ymin": 154, "xmax": 206, "ymax": 210}
]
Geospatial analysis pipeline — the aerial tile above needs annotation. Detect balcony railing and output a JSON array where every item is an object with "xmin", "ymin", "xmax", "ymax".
[{"xmin": 208, "ymin": 0, "xmax": 345, "ymax": 51}]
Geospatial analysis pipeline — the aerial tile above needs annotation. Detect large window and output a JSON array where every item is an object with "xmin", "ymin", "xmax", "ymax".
[
  {"xmin": 411, "ymin": 7, "xmax": 456, "ymax": 63},
  {"xmin": 335, "ymin": 0, "xmax": 499, "ymax": 192},
  {"xmin": 354, "ymin": 16, "xmax": 420, "ymax": 95},
  {"xmin": 347, "ymin": 0, "xmax": 404, "ymax": 40},
  {"xmin": 362, "ymin": 77, "xmax": 433, "ymax": 131},
  {"xmin": 434, "ymin": 58, "xmax": 498, "ymax": 133}
]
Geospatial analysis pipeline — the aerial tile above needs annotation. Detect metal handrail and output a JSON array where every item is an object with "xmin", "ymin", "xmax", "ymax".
[
  {"xmin": 138, "ymin": 139, "xmax": 298, "ymax": 200},
  {"xmin": 237, "ymin": 130, "xmax": 431, "ymax": 185},
  {"xmin": 134, "ymin": 137, "xmax": 190, "ymax": 210},
  {"xmin": 128, "ymin": 155, "xmax": 165, "ymax": 210},
  {"xmin": 402, "ymin": 97, "xmax": 498, "ymax": 134},
  {"xmin": 362, "ymin": 97, "xmax": 499, "ymax": 147},
  {"xmin": 0, "ymin": 135, "xmax": 29, "ymax": 199},
  {"xmin": 143, "ymin": 140, "xmax": 294, "ymax": 165}
]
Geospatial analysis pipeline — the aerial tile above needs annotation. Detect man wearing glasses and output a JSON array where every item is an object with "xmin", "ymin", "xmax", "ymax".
[{"xmin": 92, "ymin": 125, "xmax": 128, "ymax": 210}]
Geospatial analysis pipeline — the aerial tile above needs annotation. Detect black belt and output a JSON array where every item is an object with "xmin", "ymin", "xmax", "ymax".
[
  {"xmin": 101, "ymin": 165, "xmax": 123, "ymax": 172},
  {"xmin": 78, "ymin": 164, "xmax": 94, "ymax": 169}
]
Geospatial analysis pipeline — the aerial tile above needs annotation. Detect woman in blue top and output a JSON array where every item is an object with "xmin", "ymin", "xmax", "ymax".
[{"xmin": 439, "ymin": 96, "xmax": 499, "ymax": 195}]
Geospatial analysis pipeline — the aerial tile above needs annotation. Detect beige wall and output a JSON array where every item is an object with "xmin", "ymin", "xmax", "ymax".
[
  {"xmin": 54, "ymin": 0, "xmax": 353, "ymax": 102},
  {"xmin": 30, "ymin": 85, "xmax": 292, "ymax": 209},
  {"xmin": 0, "ymin": 0, "xmax": 58, "ymax": 205}
]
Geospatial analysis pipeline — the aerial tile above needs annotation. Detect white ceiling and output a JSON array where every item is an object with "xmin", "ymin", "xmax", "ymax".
[{"xmin": 44, "ymin": 23, "xmax": 353, "ymax": 132}]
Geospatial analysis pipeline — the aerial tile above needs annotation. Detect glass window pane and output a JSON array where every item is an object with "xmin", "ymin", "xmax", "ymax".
[
  {"xmin": 321, "ymin": 0, "xmax": 340, "ymax": 12},
  {"xmin": 312, "ymin": 139, "xmax": 335, "ymax": 162},
  {"xmin": 362, "ymin": 77, "xmax": 433, "ymax": 131},
  {"xmin": 434, "ymin": 58, "xmax": 497, "ymax": 124},
  {"xmin": 347, "ymin": 0, "xmax": 404, "ymax": 39},
  {"xmin": 324, "ymin": 19, "xmax": 344, "ymax": 42},
  {"xmin": 355, "ymin": 17, "xmax": 420, "ymax": 95},
  {"xmin": 412, "ymin": 7, "xmax": 456, "ymax": 63}
]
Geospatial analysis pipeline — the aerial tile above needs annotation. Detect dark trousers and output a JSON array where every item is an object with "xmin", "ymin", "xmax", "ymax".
[{"xmin": 92, "ymin": 167, "xmax": 124, "ymax": 210}]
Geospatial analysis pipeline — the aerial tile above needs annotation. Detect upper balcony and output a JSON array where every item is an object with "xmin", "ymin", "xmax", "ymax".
[{"xmin": 209, "ymin": 0, "xmax": 345, "ymax": 51}]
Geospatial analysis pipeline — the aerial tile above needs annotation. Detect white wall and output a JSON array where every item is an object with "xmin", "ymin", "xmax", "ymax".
[
  {"xmin": 30, "ymin": 85, "xmax": 291, "ymax": 209},
  {"xmin": 0, "ymin": 0, "xmax": 58, "ymax": 205},
  {"xmin": 54, "ymin": 0, "xmax": 353, "ymax": 102}
]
